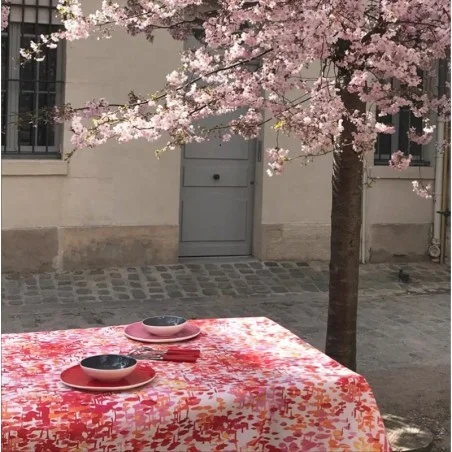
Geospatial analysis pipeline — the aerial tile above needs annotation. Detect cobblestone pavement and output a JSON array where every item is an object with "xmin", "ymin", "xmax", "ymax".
[
  {"xmin": 2, "ymin": 259, "xmax": 450, "ymax": 311},
  {"xmin": 2, "ymin": 259, "xmax": 450, "ymax": 450}
]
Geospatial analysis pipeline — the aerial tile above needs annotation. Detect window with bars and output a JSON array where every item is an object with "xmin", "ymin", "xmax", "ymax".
[
  {"xmin": 374, "ymin": 109, "xmax": 426, "ymax": 165},
  {"xmin": 1, "ymin": 0, "xmax": 64, "ymax": 158},
  {"xmin": 374, "ymin": 75, "xmax": 430, "ymax": 166}
]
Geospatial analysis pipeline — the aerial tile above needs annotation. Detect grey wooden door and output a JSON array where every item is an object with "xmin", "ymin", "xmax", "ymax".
[{"xmin": 179, "ymin": 113, "xmax": 256, "ymax": 257}]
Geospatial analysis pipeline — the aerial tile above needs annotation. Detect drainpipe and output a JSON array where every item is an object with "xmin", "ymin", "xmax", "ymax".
[
  {"xmin": 361, "ymin": 165, "xmax": 367, "ymax": 264},
  {"xmin": 440, "ymin": 120, "xmax": 450, "ymax": 264},
  {"xmin": 430, "ymin": 59, "xmax": 448, "ymax": 262}
]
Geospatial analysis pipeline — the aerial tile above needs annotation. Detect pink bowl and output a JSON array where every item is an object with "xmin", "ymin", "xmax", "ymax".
[{"xmin": 142, "ymin": 315, "xmax": 187, "ymax": 337}]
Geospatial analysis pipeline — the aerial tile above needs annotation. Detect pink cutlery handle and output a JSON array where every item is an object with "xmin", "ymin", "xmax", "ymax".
[
  {"xmin": 167, "ymin": 348, "xmax": 200, "ymax": 355},
  {"xmin": 163, "ymin": 355, "xmax": 198, "ymax": 362}
]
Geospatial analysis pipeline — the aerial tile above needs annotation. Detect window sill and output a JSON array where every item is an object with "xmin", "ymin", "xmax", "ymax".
[
  {"xmin": 369, "ymin": 166, "xmax": 435, "ymax": 180},
  {"xmin": 2, "ymin": 160, "xmax": 68, "ymax": 176}
]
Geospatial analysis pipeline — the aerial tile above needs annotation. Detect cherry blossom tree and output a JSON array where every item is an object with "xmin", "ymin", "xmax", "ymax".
[
  {"xmin": 2, "ymin": 4, "xmax": 9, "ymax": 31},
  {"xmin": 4, "ymin": 0, "xmax": 450, "ymax": 370}
]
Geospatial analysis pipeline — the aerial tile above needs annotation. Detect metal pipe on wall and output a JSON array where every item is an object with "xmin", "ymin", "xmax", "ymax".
[
  {"xmin": 431, "ymin": 59, "xmax": 448, "ymax": 261},
  {"xmin": 440, "ymin": 120, "xmax": 450, "ymax": 264},
  {"xmin": 361, "ymin": 165, "xmax": 367, "ymax": 264}
]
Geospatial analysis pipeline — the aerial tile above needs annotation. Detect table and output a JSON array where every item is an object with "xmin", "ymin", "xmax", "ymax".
[{"xmin": 2, "ymin": 317, "xmax": 391, "ymax": 451}]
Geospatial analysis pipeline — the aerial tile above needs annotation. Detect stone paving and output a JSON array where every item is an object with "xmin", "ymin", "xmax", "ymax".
[{"xmin": 2, "ymin": 259, "xmax": 450, "ymax": 310}]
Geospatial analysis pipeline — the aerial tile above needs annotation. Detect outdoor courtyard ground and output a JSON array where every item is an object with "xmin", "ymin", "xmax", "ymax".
[{"xmin": 2, "ymin": 259, "xmax": 450, "ymax": 451}]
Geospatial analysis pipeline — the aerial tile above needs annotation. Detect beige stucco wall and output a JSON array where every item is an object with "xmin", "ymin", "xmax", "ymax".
[
  {"xmin": 256, "ymin": 126, "xmax": 333, "ymax": 261},
  {"xmin": 63, "ymin": 28, "xmax": 182, "ymax": 227},
  {"xmin": 2, "ymin": 28, "xmax": 184, "ymax": 271},
  {"xmin": 365, "ymin": 166, "xmax": 435, "ymax": 262},
  {"xmin": 256, "ymin": 122, "xmax": 436, "ymax": 262}
]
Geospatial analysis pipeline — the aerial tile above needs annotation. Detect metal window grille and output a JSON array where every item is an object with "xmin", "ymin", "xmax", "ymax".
[
  {"xmin": 374, "ymin": 74, "xmax": 428, "ymax": 166},
  {"xmin": 374, "ymin": 110, "xmax": 425, "ymax": 165},
  {"xmin": 1, "ymin": 0, "xmax": 65, "ymax": 159}
]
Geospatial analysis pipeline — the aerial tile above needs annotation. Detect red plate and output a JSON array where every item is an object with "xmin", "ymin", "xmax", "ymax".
[
  {"xmin": 61, "ymin": 364, "xmax": 156, "ymax": 392},
  {"xmin": 124, "ymin": 322, "xmax": 201, "ymax": 343}
]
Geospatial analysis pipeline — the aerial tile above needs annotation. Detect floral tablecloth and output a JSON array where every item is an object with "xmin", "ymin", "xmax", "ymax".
[{"xmin": 2, "ymin": 317, "xmax": 390, "ymax": 451}]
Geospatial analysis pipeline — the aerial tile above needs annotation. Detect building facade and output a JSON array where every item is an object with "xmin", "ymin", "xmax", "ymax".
[{"xmin": 1, "ymin": 1, "xmax": 448, "ymax": 273}]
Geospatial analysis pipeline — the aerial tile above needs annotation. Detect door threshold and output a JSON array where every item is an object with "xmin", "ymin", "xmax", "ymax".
[{"xmin": 178, "ymin": 256, "xmax": 259, "ymax": 264}]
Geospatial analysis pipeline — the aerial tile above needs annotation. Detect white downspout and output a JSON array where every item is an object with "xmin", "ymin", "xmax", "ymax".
[
  {"xmin": 432, "ymin": 118, "xmax": 445, "ymax": 259},
  {"xmin": 361, "ymin": 166, "xmax": 367, "ymax": 264},
  {"xmin": 430, "ymin": 60, "xmax": 447, "ymax": 262}
]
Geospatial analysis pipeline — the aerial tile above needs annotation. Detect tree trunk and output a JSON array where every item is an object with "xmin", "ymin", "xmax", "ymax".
[{"xmin": 325, "ymin": 89, "xmax": 365, "ymax": 371}]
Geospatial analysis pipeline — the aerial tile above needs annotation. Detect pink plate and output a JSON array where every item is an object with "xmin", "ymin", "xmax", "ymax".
[
  {"xmin": 61, "ymin": 364, "xmax": 156, "ymax": 392},
  {"xmin": 124, "ymin": 322, "xmax": 201, "ymax": 343}
]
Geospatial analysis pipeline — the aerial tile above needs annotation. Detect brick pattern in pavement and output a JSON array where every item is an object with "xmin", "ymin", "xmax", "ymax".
[{"xmin": 2, "ymin": 260, "xmax": 450, "ymax": 309}]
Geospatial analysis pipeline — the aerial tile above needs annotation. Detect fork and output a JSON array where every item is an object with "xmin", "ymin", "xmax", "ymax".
[
  {"xmin": 126, "ymin": 346, "xmax": 200, "ymax": 362},
  {"xmin": 129, "ymin": 346, "xmax": 200, "ymax": 356}
]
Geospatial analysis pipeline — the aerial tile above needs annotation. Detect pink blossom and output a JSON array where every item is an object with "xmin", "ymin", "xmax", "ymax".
[
  {"xmin": 1, "ymin": 4, "xmax": 9, "ymax": 31},
  {"xmin": 389, "ymin": 151, "xmax": 412, "ymax": 171},
  {"xmin": 166, "ymin": 70, "xmax": 188, "ymax": 87},
  {"xmin": 375, "ymin": 123, "xmax": 395, "ymax": 134},
  {"xmin": 412, "ymin": 181, "xmax": 432, "ymax": 198},
  {"xmin": 81, "ymin": 98, "xmax": 110, "ymax": 118},
  {"xmin": 15, "ymin": 0, "xmax": 449, "ymax": 200},
  {"xmin": 266, "ymin": 148, "xmax": 290, "ymax": 176},
  {"xmin": 407, "ymin": 124, "xmax": 436, "ymax": 145}
]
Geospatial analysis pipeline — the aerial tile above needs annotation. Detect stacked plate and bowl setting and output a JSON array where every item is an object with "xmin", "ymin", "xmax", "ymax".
[{"xmin": 60, "ymin": 315, "xmax": 201, "ymax": 391}]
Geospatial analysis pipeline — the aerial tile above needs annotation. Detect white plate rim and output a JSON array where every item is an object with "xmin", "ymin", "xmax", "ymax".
[
  {"xmin": 60, "ymin": 368, "xmax": 157, "ymax": 392},
  {"xmin": 124, "ymin": 322, "xmax": 201, "ymax": 343}
]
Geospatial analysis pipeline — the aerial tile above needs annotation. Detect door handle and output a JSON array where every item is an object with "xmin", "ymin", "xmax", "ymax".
[{"xmin": 213, "ymin": 174, "xmax": 220, "ymax": 180}]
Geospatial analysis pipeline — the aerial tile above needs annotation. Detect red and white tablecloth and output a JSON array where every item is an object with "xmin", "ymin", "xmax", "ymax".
[{"xmin": 2, "ymin": 317, "xmax": 391, "ymax": 451}]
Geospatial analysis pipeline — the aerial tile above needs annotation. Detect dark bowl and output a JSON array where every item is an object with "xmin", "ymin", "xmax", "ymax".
[
  {"xmin": 142, "ymin": 315, "xmax": 187, "ymax": 336},
  {"xmin": 80, "ymin": 354, "xmax": 137, "ymax": 381}
]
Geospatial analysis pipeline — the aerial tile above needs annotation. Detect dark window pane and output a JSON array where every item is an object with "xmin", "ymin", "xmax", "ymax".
[
  {"xmin": 22, "ymin": 23, "xmax": 36, "ymax": 36},
  {"xmin": 1, "ymin": 32, "xmax": 8, "ymax": 82},
  {"xmin": 36, "ymin": 24, "xmax": 50, "ymax": 36},
  {"xmin": 409, "ymin": 112, "xmax": 423, "ymax": 158},
  {"xmin": 375, "ymin": 111, "xmax": 393, "ymax": 162},
  {"xmin": 1, "ymin": 91, "xmax": 6, "ymax": 147},
  {"xmin": 39, "ymin": 46, "xmax": 57, "ymax": 83},
  {"xmin": 20, "ymin": 39, "xmax": 36, "ymax": 82},
  {"xmin": 18, "ymin": 92, "xmax": 35, "ymax": 146},
  {"xmin": 23, "ymin": 23, "xmax": 54, "ymax": 37},
  {"xmin": 1, "ymin": 31, "xmax": 7, "ymax": 148},
  {"xmin": 20, "ymin": 81, "xmax": 35, "ymax": 91},
  {"xmin": 19, "ymin": 91, "xmax": 34, "ymax": 114},
  {"xmin": 37, "ymin": 92, "xmax": 55, "ymax": 146},
  {"xmin": 398, "ymin": 108, "xmax": 410, "ymax": 154},
  {"xmin": 20, "ymin": 62, "xmax": 36, "ymax": 82},
  {"xmin": 18, "ymin": 125, "xmax": 33, "ymax": 147},
  {"xmin": 46, "ymin": 121, "xmax": 55, "ymax": 148},
  {"xmin": 39, "ymin": 81, "xmax": 56, "ymax": 92}
]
